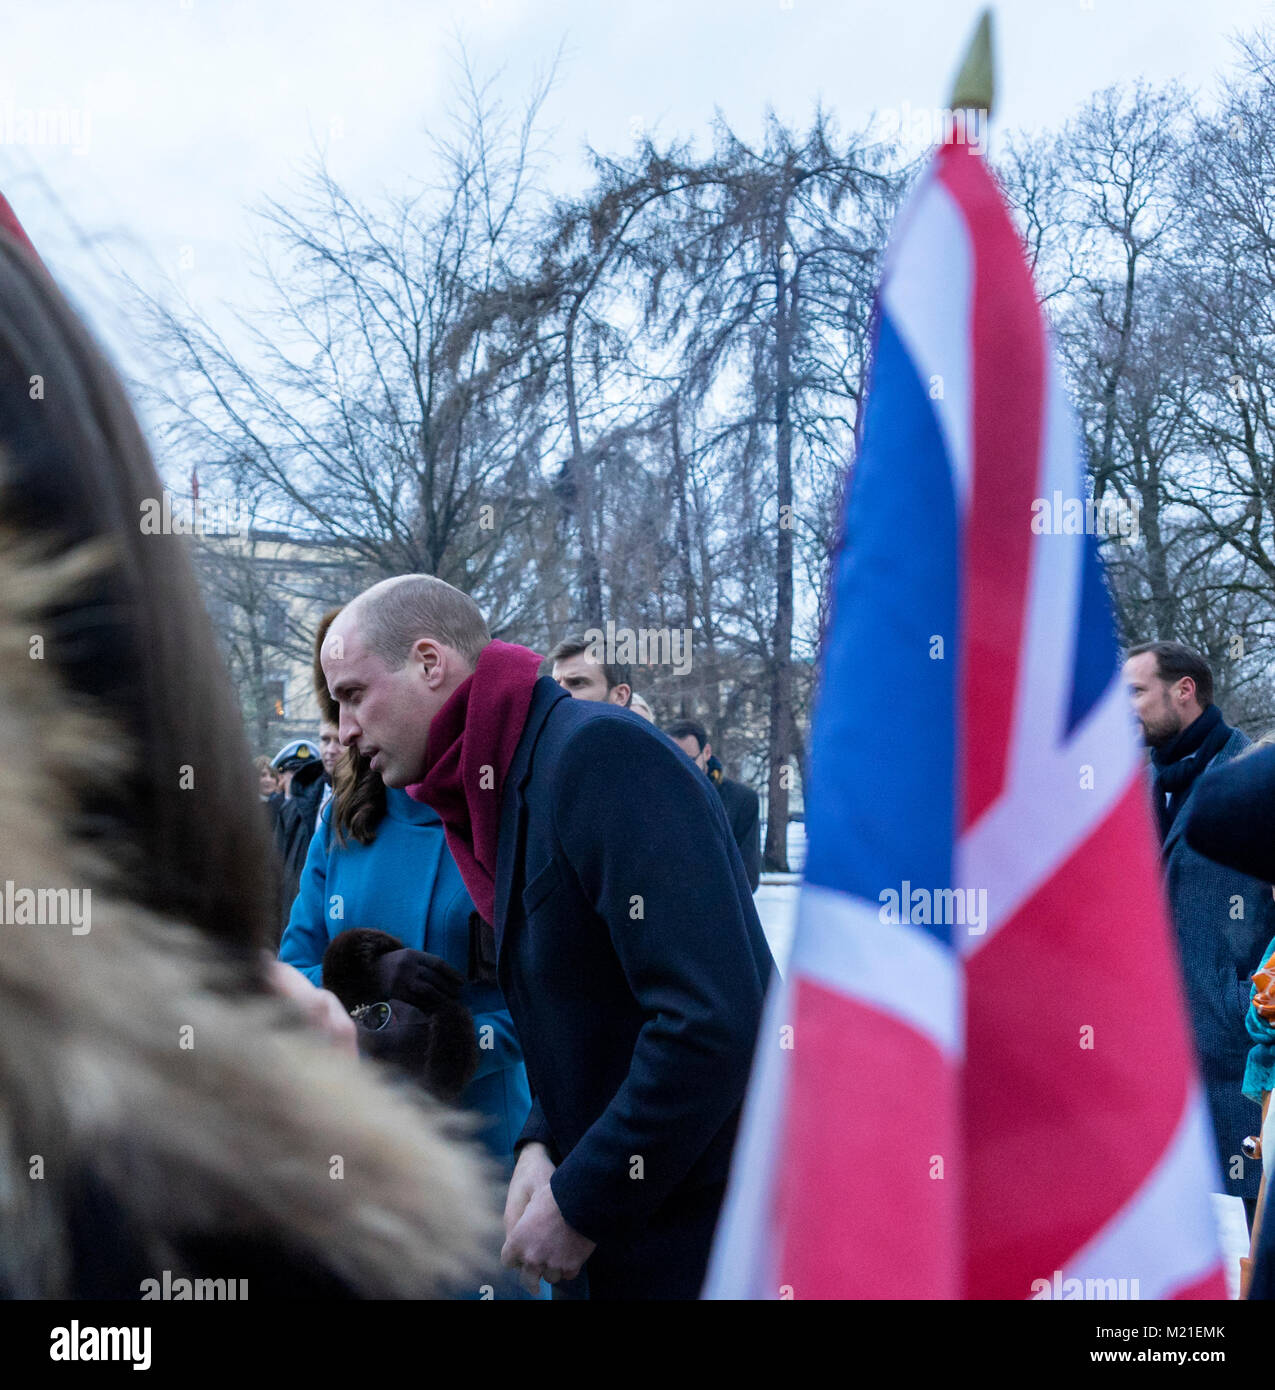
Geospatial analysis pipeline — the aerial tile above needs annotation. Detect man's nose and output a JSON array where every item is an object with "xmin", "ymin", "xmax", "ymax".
[{"xmin": 338, "ymin": 710, "xmax": 360, "ymax": 745}]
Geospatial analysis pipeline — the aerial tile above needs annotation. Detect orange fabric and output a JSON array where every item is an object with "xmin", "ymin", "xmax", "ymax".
[{"xmin": 1253, "ymin": 951, "xmax": 1275, "ymax": 1022}]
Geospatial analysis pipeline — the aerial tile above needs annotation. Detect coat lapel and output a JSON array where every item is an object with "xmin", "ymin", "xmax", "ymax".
[{"xmin": 492, "ymin": 678, "xmax": 565, "ymax": 958}]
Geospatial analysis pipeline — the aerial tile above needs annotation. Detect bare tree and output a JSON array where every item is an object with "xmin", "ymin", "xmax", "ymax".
[{"xmin": 136, "ymin": 55, "xmax": 564, "ymax": 648}]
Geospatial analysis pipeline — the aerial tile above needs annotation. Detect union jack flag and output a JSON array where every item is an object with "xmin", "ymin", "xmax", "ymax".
[
  {"xmin": 0, "ymin": 191, "xmax": 41, "ymax": 264},
  {"xmin": 704, "ymin": 135, "xmax": 1226, "ymax": 1300}
]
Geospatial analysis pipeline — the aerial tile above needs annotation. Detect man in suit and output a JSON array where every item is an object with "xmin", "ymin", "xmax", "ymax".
[
  {"xmin": 665, "ymin": 718, "xmax": 762, "ymax": 893},
  {"xmin": 1123, "ymin": 640, "xmax": 1275, "ymax": 1223},
  {"xmin": 320, "ymin": 575, "xmax": 774, "ymax": 1298},
  {"xmin": 547, "ymin": 633, "xmax": 632, "ymax": 707}
]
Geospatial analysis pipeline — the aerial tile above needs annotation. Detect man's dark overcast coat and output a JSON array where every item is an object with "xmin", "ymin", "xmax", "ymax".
[{"xmin": 494, "ymin": 678, "xmax": 774, "ymax": 1299}]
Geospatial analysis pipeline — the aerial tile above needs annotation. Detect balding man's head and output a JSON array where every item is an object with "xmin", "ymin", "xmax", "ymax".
[
  {"xmin": 343, "ymin": 575, "xmax": 491, "ymax": 670},
  {"xmin": 322, "ymin": 575, "xmax": 491, "ymax": 787}
]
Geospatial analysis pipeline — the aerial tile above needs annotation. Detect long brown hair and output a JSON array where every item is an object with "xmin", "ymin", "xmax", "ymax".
[
  {"xmin": 313, "ymin": 605, "xmax": 387, "ymax": 847},
  {"xmin": 0, "ymin": 230, "xmax": 495, "ymax": 1297},
  {"xmin": 0, "ymin": 237, "xmax": 277, "ymax": 954}
]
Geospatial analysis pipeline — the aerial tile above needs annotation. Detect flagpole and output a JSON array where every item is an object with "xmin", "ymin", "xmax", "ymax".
[{"xmin": 948, "ymin": 8, "xmax": 995, "ymax": 117}]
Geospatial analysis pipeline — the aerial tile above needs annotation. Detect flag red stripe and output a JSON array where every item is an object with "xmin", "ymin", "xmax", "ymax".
[
  {"xmin": 0, "ymin": 193, "xmax": 41, "ymax": 264},
  {"xmin": 776, "ymin": 976, "xmax": 961, "ymax": 1298},
  {"xmin": 1170, "ymin": 1266, "xmax": 1228, "ymax": 1300},
  {"xmin": 937, "ymin": 145, "xmax": 1045, "ymax": 830},
  {"xmin": 963, "ymin": 777, "xmax": 1198, "ymax": 1297}
]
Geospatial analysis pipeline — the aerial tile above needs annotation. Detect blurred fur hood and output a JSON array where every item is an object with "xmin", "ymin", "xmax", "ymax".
[{"xmin": 0, "ymin": 535, "xmax": 498, "ymax": 1298}]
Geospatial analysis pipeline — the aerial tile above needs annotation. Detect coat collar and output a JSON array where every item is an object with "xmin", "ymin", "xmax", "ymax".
[
  {"xmin": 491, "ymin": 678, "xmax": 568, "ymax": 953},
  {"xmin": 508, "ymin": 677, "xmax": 567, "ymax": 792},
  {"xmin": 384, "ymin": 786, "xmax": 442, "ymax": 825},
  {"xmin": 1162, "ymin": 727, "xmax": 1244, "ymax": 856}
]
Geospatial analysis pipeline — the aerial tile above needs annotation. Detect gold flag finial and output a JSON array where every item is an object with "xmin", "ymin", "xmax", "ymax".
[{"xmin": 948, "ymin": 9, "xmax": 994, "ymax": 116}]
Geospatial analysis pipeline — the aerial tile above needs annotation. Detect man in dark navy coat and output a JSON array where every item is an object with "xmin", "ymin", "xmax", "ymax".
[
  {"xmin": 664, "ymin": 718, "xmax": 762, "ymax": 892},
  {"xmin": 322, "ymin": 576, "xmax": 774, "ymax": 1299}
]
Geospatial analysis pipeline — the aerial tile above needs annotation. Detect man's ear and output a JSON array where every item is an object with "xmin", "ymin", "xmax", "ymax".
[
  {"xmin": 611, "ymin": 683, "xmax": 632, "ymax": 707},
  {"xmin": 411, "ymin": 637, "xmax": 443, "ymax": 682}
]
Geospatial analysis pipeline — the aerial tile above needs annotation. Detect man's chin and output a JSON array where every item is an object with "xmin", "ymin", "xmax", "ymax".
[{"xmin": 378, "ymin": 764, "xmax": 425, "ymax": 790}]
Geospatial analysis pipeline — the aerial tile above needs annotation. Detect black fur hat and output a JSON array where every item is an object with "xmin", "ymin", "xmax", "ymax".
[{"xmin": 322, "ymin": 927, "xmax": 400, "ymax": 1010}]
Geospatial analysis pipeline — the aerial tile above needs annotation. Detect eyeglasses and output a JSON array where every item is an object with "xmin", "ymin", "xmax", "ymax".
[{"xmin": 350, "ymin": 1002, "xmax": 392, "ymax": 1031}]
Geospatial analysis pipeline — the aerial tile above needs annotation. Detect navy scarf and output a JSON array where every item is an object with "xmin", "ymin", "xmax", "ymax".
[{"xmin": 1150, "ymin": 704, "xmax": 1230, "ymax": 841}]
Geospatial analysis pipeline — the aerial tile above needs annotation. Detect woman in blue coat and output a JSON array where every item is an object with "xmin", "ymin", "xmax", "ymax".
[{"xmin": 279, "ymin": 768, "xmax": 532, "ymax": 1161}]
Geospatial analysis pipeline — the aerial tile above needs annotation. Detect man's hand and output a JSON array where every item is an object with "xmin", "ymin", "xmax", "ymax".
[
  {"xmin": 501, "ymin": 1175, "xmax": 596, "ymax": 1293},
  {"xmin": 503, "ymin": 1140, "xmax": 556, "ymax": 1240}
]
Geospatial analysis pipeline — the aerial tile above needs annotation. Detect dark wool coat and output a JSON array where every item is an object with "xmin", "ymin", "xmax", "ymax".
[
  {"xmin": 495, "ymin": 678, "xmax": 775, "ymax": 1299},
  {"xmin": 1161, "ymin": 726, "xmax": 1275, "ymax": 1199},
  {"xmin": 716, "ymin": 776, "xmax": 761, "ymax": 892}
]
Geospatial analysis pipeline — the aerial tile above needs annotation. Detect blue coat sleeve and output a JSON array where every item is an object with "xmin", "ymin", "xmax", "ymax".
[
  {"xmin": 471, "ymin": 1008, "xmax": 523, "ymax": 1081},
  {"xmin": 277, "ymin": 815, "xmax": 334, "ymax": 987},
  {"xmin": 544, "ymin": 717, "xmax": 769, "ymax": 1243}
]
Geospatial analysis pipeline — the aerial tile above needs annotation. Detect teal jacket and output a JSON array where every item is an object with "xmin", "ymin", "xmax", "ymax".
[
  {"xmin": 1245, "ymin": 933, "xmax": 1275, "ymax": 1104},
  {"xmin": 278, "ymin": 788, "xmax": 532, "ymax": 1159}
]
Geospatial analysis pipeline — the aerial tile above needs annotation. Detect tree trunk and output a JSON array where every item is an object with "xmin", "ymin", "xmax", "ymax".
[
  {"xmin": 764, "ymin": 239, "xmax": 795, "ymax": 873},
  {"xmin": 563, "ymin": 317, "xmax": 604, "ymax": 621}
]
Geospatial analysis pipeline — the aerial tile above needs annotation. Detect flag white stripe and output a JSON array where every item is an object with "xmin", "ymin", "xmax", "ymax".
[
  {"xmin": 881, "ymin": 177, "xmax": 973, "ymax": 511},
  {"xmin": 958, "ymin": 679, "xmax": 1140, "ymax": 958},
  {"xmin": 701, "ymin": 969, "xmax": 794, "ymax": 1298},
  {"xmin": 957, "ymin": 359, "xmax": 1142, "ymax": 955},
  {"xmin": 1007, "ymin": 359, "xmax": 1086, "ymax": 781},
  {"xmin": 789, "ymin": 885, "xmax": 963, "ymax": 1058},
  {"xmin": 1049, "ymin": 1087, "xmax": 1224, "ymax": 1300}
]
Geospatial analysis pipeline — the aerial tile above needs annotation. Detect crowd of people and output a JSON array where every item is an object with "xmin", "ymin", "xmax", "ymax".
[
  {"xmin": 7, "ymin": 189, "xmax": 1275, "ymax": 1303},
  {"xmin": 253, "ymin": 613, "xmax": 768, "ymax": 1297},
  {"xmin": 246, "ymin": 585, "xmax": 774, "ymax": 1297},
  {"xmin": 1122, "ymin": 641, "xmax": 1275, "ymax": 1297},
  {"xmin": 0, "ymin": 209, "xmax": 778, "ymax": 1300},
  {"xmin": 244, "ymin": 613, "xmax": 1275, "ymax": 1302},
  {"xmin": 0, "ymin": 204, "xmax": 776, "ymax": 1305}
]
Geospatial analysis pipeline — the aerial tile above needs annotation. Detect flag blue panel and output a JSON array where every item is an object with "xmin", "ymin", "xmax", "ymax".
[
  {"xmin": 804, "ymin": 310, "xmax": 961, "ymax": 946},
  {"xmin": 1065, "ymin": 528, "xmax": 1120, "ymax": 737}
]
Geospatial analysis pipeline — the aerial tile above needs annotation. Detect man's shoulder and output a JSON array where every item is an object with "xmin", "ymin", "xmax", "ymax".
[
  {"xmin": 539, "ymin": 691, "xmax": 667, "ymax": 757},
  {"xmin": 524, "ymin": 696, "xmax": 689, "ymax": 805},
  {"xmin": 1224, "ymin": 726, "xmax": 1250, "ymax": 754},
  {"xmin": 718, "ymin": 777, "xmax": 760, "ymax": 810},
  {"xmin": 1209, "ymin": 726, "xmax": 1251, "ymax": 770}
]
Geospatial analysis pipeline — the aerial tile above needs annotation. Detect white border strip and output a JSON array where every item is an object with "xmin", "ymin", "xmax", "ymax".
[
  {"xmin": 790, "ymin": 885, "xmax": 964, "ymax": 1059},
  {"xmin": 1050, "ymin": 1085, "xmax": 1224, "ymax": 1300},
  {"xmin": 881, "ymin": 177, "xmax": 974, "ymax": 512},
  {"xmin": 702, "ymin": 968, "xmax": 794, "ymax": 1299}
]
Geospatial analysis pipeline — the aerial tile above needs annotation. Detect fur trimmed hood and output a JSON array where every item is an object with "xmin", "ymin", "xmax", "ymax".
[{"xmin": 0, "ymin": 536, "xmax": 498, "ymax": 1297}]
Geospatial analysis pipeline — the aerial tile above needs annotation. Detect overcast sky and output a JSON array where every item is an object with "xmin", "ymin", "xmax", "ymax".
[{"xmin": 4, "ymin": 0, "xmax": 1274, "ymax": 396}]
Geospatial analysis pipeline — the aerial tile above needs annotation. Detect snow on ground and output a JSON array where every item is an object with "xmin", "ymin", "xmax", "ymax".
[
  {"xmin": 754, "ymin": 875, "xmax": 798, "ymax": 971},
  {"xmin": 751, "ymin": 873, "xmax": 1253, "ymax": 1298},
  {"xmin": 1214, "ymin": 1195, "xmax": 1249, "ymax": 1300},
  {"xmin": 754, "ymin": 820, "xmax": 804, "ymax": 970}
]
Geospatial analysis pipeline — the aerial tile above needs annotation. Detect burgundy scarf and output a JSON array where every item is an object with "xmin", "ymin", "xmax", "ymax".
[{"xmin": 406, "ymin": 640, "xmax": 543, "ymax": 925}]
